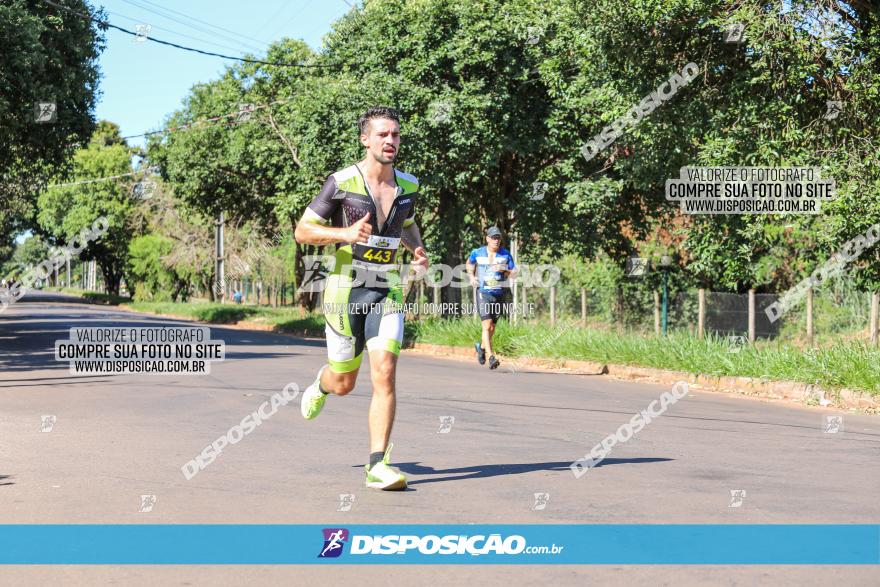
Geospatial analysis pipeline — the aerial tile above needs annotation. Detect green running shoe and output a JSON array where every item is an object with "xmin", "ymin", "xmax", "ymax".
[
  {"xmin": 365, "ymin": 443, "xmax": 407, "ymax": 490},
  {"xmin": 301, "ymin": 365, "xmax": 329, "ymax": 420}
]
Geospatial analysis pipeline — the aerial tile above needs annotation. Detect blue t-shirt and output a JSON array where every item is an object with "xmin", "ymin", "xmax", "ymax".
[{"xmin": 467, "ymin": 246, "xmax": 515, "ymax": 294}]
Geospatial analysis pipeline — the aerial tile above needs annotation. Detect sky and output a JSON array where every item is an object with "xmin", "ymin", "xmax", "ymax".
[
  {"xmin": 93, "ymin": 0, "xmax": 352, "ymax": 149},
  {"xmin": 14, "ymin": 1, "xmax": 349, "ymax": 244}
]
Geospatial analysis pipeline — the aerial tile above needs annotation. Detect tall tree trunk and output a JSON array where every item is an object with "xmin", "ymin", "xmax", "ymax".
[
  {"xmin": 96, "ymin": 257, "xmax": 122, "ymax": 297},
  {"xmin": 436, "ymin": 188, "xmax": 465, "ymax": 311}
]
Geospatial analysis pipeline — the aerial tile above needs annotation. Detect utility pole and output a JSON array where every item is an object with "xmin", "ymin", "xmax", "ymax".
[{"xmin": 215, "ymin": 212, "xmax": 225, "ymax": 303}]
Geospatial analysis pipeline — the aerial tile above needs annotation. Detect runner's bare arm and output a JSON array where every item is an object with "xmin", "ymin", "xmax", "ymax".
[
  {"xmin": 466, "ymin": 260, "xmax": 478, "ymax": 286},
  {"xmin": 294, "ymin": 209, "xmax": 371, "ymax": 245},
  {"xmin": 402, "ymin": 223, "xmax": 429, "ymax": 272},
  {"xmin": 400, "ymin": 222, "xmax": 424, "ymax": 254}
]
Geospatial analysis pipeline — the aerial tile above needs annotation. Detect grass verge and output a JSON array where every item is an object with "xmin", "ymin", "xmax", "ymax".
[
  {"xmin": 103, "ymin": 299, "xmax": 879, "ymax": 395},
  {"xmin": 126, "ymin": 301, "xmax": 325, "ymax": 333},
  {"xmin": 408, "ymin": 317, "xmax": 880, "ymax": 395},
  {"xmin": 44, "ymin": 287, "xmax": 131, "ymax": 305}
]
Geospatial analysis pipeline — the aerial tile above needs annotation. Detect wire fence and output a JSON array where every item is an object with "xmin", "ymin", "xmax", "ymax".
[
  {"xmin": 406, "ymin": 278, "xmax": 880, "ymax": 346},
  {"xmin": 43, "ymin": 255, "xmax": 880, "ymax": 347}
]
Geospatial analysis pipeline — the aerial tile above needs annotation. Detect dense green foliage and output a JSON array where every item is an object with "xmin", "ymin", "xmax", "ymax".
[
  {"xmin": 4, "ymin": 1, "xmax": 879, "ymax": 337},
  {"xmin": 142, "ymin": 0, "xmax": 880, "ymax": 302},
  {"xmin": 0, "ymin": 0, "xmax": 104, "ymax": 257},
  {"xmin": 407, "ymin": 317, "xmax": 880, "ymax": 393},
  {"xmin": 36, "ymin": 122, "xmax": 136, "ymax": 295}
]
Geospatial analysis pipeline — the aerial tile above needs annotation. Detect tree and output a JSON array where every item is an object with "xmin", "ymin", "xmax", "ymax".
[
  {"xmin": 128, "ymin": 182, "xmax": 216, "ymax": 301},
  {"xmin": 547, "ymin": 0, "xmax": 880, "ymax": 291},
  {"xmin": 0, "ymin": 0, "xmax": 104, "ymax": 258},
  {"xmin": 1, "ymin": 235, "xmax": 50, "ymax": 283},
  {"xmin": 145, "ymin": 0, "xmax": 880, "ymax": 309},
  {"xmin": 36, "ymin": 122, "xmax": 136, "ymax": 296}
]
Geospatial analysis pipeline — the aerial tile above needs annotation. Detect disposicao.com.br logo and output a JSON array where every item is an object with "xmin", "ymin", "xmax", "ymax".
[{"xmin": 318, "ymin": 528, "xmax": 563, "ymax": 558}]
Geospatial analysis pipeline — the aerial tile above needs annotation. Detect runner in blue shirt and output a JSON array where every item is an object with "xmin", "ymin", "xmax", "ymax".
[{"xmin": 466, "ymin": 226, "xmax": 518, "ymax": 369}]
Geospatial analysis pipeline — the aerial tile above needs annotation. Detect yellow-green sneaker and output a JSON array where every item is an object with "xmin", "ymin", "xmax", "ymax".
[
  {"xmin": 301, "ymin": 365, "xmax": 329, "ymax": 420},
  {"xmin": 365, "ymin": 443, "xmax": 407, "ymax": 490}
]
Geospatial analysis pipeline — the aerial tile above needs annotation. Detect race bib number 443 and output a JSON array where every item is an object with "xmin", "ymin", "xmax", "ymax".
[{"xmin": 352, "ymin": 236, "xmax": 401, "ymax": 268}]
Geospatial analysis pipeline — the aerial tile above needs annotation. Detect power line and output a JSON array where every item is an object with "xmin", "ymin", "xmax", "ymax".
[
  {"xmin": 103, "ymin": 7, "xmax": 266, "ymax": 56},
  {"xmin": 121, "ymin": 99, "xmax": 287, "ymax": 140},
  {"xmin": 35, "ymin": 102, "xmax": 284, "ymax": 184},
  {"xmin": 48, "ymin": 168, "xmax": 153, "ymax": 188},
  {"xmin": 117, "ymin": 0, "xmax": 266, "ymax": 55},
  {"xmin": 0, "ymin": 168, "xmax": 155, "ymax": 192},
  {"xmin": 266, "ymin": 0, "xmax": 317, "ymax": 42},
  {"xmin": 253, "ymin": 0, "xmax": 290, "ymax": 40},
  {"xmin": 123, "ymin": 0, "xmax": 273, "ymax": 50},
  {"xmin": 40, "ymin": 0, "xmax": 342, "ymax": 68}
]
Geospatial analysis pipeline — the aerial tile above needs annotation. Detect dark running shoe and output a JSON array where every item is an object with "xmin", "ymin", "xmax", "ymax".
[
  {"xmin": 475, "ymin": 342, "xmax": 486, "ymax": 365},
  {"xmin": 488, "ymin": 355, "xmax": 500, "ymax": 370}
]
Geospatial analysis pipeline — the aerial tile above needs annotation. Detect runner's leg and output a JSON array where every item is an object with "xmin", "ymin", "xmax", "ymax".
[
  {"xmin": 320, "ymin": 269, "xmax": 369, "ymax": 395},
  {"xmin": 321, "ymin": 368, "xmax": 358, "ymax": 396},
  {"xmin": 482, "ymin": 318, "xmax": 495, "ymax": 356},
  {"xmin": 367, "ymin": 349, "xmax": 397, "ymax": 453},
  {"xmin": 364, "ymin": 285, "xmax": 404, "ymax": 453},
  {"xmin": 477, "ymin": 290, "xmax": 495, "ymax": 356}
]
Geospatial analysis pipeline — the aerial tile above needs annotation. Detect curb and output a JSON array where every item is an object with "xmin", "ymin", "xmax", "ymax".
[
  {"xmin": 115, "ymin": 305, "xmax": 324, "ymax": 339},
  {"xmin": 404, "ymin": 343, "xmax": 878, "ymax": 414},
  {"xmin": 113, "ymin": 305, "xmax": 876, "ymax": 414}
]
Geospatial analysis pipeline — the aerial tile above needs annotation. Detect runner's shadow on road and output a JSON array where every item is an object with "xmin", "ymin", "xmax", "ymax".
[{"xmin": 392, "ymin": 457, "xmax": 673, "ymax": 485}]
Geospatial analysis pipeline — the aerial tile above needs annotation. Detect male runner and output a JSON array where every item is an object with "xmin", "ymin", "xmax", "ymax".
[
  {"xmin": 466, "ymin": 226, "xmax": 517, "ymax": 369},
  {"xmin": 293, "ymin": 106, "xmax": 429, "ymax": 491}
]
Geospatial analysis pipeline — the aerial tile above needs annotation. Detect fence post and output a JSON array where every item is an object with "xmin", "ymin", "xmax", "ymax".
[
  {"xmin": 511, "ymin": 234, "xmax": 518, "ymax": 325},
  {"xmin": 654, "ymin": 290, "xmax": 661, "ymax": 335},
  {"xmin": 698, "ymin": 288, "xmax": 706, "ymax": 339},
  {"xmin": 580, "ymin": 288, "xmax": 587, "ymax": 325},
  {"xmin": 870, "ymin": 292, "xmax": 879, "ymax": 347},
  {"xmin": 521, "ymin": 285, "xmax": 528, "ymax": 321},
  {"xmin": 806, "ymin": 285, "xmax": 814, "ymax": 347},
  {"xmin": 748, "ymin": 288, "xmax": 756, "ymax": 343},
  {"xmin": 433, "ymin": 284, "xmax": 440, "ymax": 316},
  {"xmin": 550, "ymin": 286, "xmax": 557, "ymax": 327},
  {"xmin": 473, "ymin": 285, "xmax": 478, "ymax": 320}
]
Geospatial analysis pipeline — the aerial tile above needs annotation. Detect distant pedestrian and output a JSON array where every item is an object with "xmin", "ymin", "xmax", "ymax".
[
  {"xmin": 466, "ymin": 226, "xmax": 518, "ymax": 370},
  {"xmin": 233, "ymin": 290, "xmax": 243, "ymax": 304}
]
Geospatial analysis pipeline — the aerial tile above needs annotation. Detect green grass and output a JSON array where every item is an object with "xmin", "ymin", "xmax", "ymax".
[
  {"xmin": 116, "ymin": 300, "xmax": 880, "ymax": 395},
  {"xmin": 127, "ymin": 301, "xmax": 325, "ymax": 334},
  {"xmin": 45, "ymin": 287, "xmax": 131, "ymax": 305},
  {"xmin": 408, "ymin": 317, "xmax": 880, "ymax": 394}
]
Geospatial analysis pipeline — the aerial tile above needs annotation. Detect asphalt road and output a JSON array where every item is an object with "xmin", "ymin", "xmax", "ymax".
[{"xmin": 1, "ymin": 291, "xmax": 878, "ymax": 585}]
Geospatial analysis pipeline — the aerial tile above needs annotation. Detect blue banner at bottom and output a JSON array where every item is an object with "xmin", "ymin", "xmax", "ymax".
[{"xmin": 0, "ymin": 525, "xmax": 877, "ymax": 564}]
